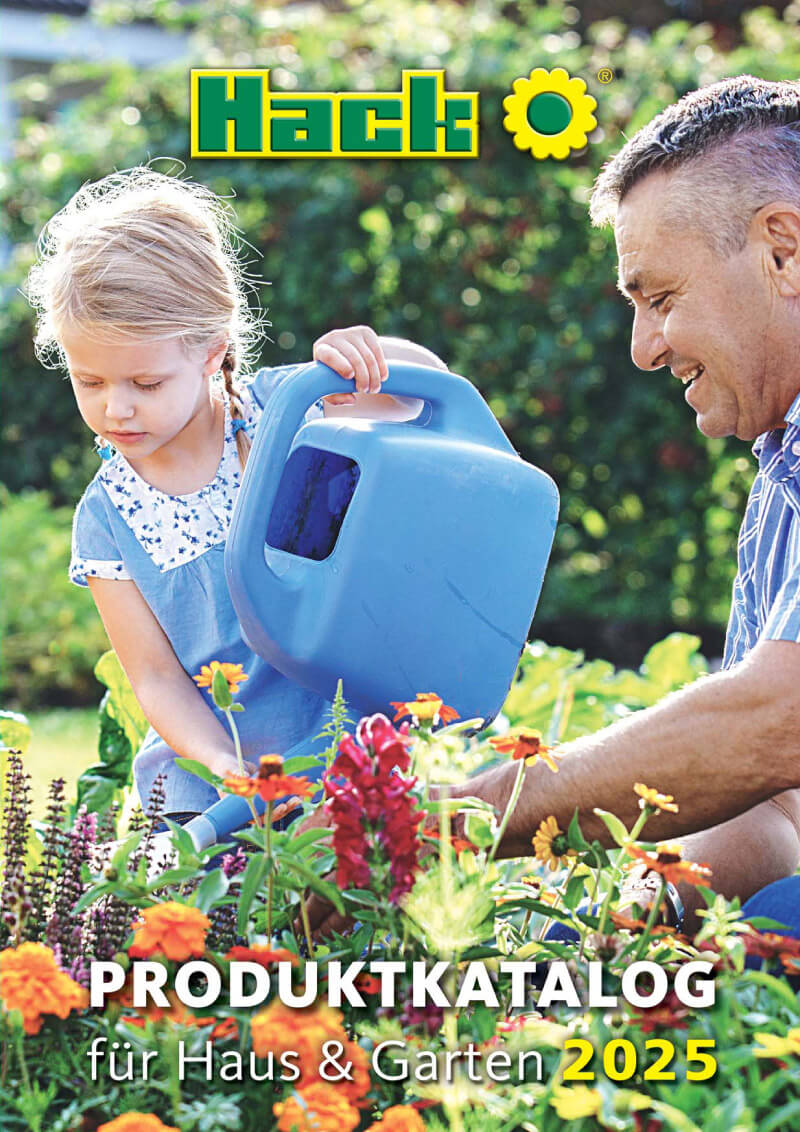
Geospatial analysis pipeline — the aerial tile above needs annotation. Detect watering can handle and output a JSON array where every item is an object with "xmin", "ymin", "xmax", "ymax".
[{"xmin": 226, "ymin": 361, "xmax": 517, "ymax": 614}]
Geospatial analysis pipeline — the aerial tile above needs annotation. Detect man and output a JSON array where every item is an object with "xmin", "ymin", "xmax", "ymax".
[
  {"xmin": 443, "ymin": 74, "xmax": 800, "ymax": 931},
  {"xmin": 307, "ymin": 75, "xmax": 800, "ymax": 937}
]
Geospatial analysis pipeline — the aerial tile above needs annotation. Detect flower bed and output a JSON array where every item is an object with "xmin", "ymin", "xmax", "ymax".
[{"xmin": 2, "ymin": 637, "xmax": 799, "ymax": 1131}]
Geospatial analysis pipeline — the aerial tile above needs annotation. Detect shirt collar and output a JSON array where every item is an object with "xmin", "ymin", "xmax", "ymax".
[{"xmin": 752, "ymin": 388, "xmax": 800, "ymax": 482}]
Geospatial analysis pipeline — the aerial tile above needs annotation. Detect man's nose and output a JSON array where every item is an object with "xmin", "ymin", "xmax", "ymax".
[{"xmin": 630, "ymin": 308, "xmax": 669, "ymax": 372}]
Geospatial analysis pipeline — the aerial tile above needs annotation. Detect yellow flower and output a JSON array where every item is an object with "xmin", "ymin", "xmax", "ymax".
[
  {"xmin": 193, "ymin": 661, "xmax": 249, "ymax": 695},
  {"xmin": 0, "ymin": 943, "xmax": 89, "ymax": 1035},
  {"xmin": 754, "ymin": 1029, "xmax": 800, "ymax": 1059},
  {"xmin": 128, "ymin": 902, "xmax": 210, "ymax": 961},
  {"xmin": 489, "ymin": 728, "xmax": 562, "ymax": 773},
  {"xmin": 634, "ymin": 783, "xmax": 679, "ymax": 813},
  {"xmin": 390, "ymin": 692, "xmax": 459, "ymax": 724},
  {"xmin": 98, "ymin": 1115, "xmax": 179, "ymax": 1132},
  {"xmin": 502, "ymin": 67, "xmax": 597, "ymax": 160},
  {"xmin": 550, "ymin": 1084, "xmax": 603, "ymax": 1120},
  {"xmin": 532, "ymin": 816, "xmax": 576, "ymax": 871}
]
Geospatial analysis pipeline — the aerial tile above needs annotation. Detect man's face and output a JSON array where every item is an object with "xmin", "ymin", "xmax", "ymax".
[{"xmin": 615, "ymin": 171, "xmax": 792, "ymax": 441}]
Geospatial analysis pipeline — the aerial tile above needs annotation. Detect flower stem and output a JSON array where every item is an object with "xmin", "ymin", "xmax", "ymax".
[
  {"xmin": 266, "ymin": 801, "xmax": 274, "ymax": 944},
  {"xmin": 596, "ymin": 807, "xmax": 650, "ymax": 936},
  {"xmin": 487, "ymin": 757, "xmax": 527, "ymax": 865}
]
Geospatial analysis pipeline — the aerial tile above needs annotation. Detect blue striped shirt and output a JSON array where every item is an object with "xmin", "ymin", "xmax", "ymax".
[{"xmin": 723, "ymin": 390, "xmax": 800, "ymax": 668}]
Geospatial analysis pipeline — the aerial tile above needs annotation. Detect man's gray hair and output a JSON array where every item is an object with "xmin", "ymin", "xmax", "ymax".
[{"xmin": 590, "ymin": 75, "xmax": 800, "ymax": 254}]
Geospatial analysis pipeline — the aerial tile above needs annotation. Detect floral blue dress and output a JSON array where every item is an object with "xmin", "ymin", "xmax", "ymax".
[{"xmin": 69, "ymin": 365, "xmax": 330, "ymax": 814}]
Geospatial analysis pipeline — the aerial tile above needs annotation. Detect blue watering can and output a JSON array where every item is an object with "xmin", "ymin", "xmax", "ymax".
[{"xmin": 182, "ymin": 361, "xmax": 558, "ymax": 851}]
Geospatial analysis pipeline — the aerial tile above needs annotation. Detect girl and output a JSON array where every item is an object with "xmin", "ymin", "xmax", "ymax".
[{"xmin": 27, "ymin": 167, "xmax": 442, "ymax": 824}]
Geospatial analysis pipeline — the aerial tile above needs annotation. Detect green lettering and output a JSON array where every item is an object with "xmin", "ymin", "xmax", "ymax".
[
  {"xmin": 197, "ymin": 75, "xmax": 262, "ymax": 152},
  {"xmin": 409, "ymin": 74, "xmax": 473, "ymax": 152},
  {"xmin": 340, "ymin": 98, "xmax": 402, "ymax": 152},
  {"xmin": 270, "ymin": 99, "xmax": 333, "ymax": 152}
]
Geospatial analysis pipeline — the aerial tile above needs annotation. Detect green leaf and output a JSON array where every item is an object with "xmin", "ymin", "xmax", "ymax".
[
  {"xmin": 563, "ymin": 872, "xmax": 586, "ymax": 911},
  {"xmin": 229, "ymin": 702, "xmax": 245, "ymax": 713},
  {"xmin": 283, "ymin": 755, "xmax": 325, "ymax": 775},
  {"xmin": 194, "ymin": 868, "xmax": 230, "ymax": 912},
  {"xmin": 237, "ymin": 854, "xmax": 268, "ymax": 935},
  {"xmin": 567, "ymin": 809, "xmax": 590, "ymax": 852},
  {"xmin": 212, "ymin": 667, "xmax": 233, "ymax": 709},
  {"xmin": 592, "ymin": 808, "xmax": 629, "ymax": 848},
  {"xmin": 463, "ymin": 809, "xmax": 496, "ymax": 849},
  {"xmin": 94, "ymin": 651, "xmax": 148, "ymax": 752},
  {"xmin": 174, "ymin": 758, "xmax": 222, "ymax": 787},
  {"xmin": 0, "ymin": 710, "xmax": 31, "ymax": 754}
]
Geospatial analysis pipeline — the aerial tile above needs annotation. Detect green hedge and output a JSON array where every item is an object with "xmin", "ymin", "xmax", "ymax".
[
  {"xmin": 0, "ymin": 489, "xmax": 109, "ymax": 708},
  {"xmin": 3, "ymin": 1, "xmax": 799, "ymax": 703}
]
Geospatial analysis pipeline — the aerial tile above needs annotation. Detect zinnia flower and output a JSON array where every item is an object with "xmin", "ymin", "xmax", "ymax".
[
  {"xmin": 0, "ymin": 942, "xmax": 88, "ymax": 1035},
  {"xmin": 550, "ymin": 1084, "xmax": 603, "ymax": 1120},
  {"xmin": 274, "ymin": 1083, "xmax": 360, "ymax": 1132},
  {"xmin": 256, "ymin": 753, "xmax": 314, "ymax": 804},
  {"xmin": 489, "ymin": 728, "xmax": 561, "ymax": 772},
  {"xmin": 626, "ymin": 842, "xmax": 712, "ymax": 888},
  {"xmin": 390, "ymin": 692, "xmax": 459, "ymax": 725},
  {"xmin": 367, "ymin": 1106, "xmax": 426, "ymax": 1131},
  {"xmin": 222, "ymin": 773, "xmax": 258, "ymax": 797},
  {"xmin": 98, "ymin": 1116, "xmax": 179, "ymax": 1132},
  {"xmin": 743, "ymin": 929, "xmax": 800, "ymax": 973},
  {"xmin": 754, "ymin": 1029, "xmax": 800, "ymax": 1059},
  {"xmin": 633, "ymin": 783, "xmax": 679, "ymax": 813},
  {"xmin": 128, "ymin": 902, "xmax": 210, "ymax": 960},
  {"xmin": 532, "ymin": 816, "xmax": 576, "ymax": 871},
  {"xmin": 193, "ymin": 661, "xmax": 249, "ymax": 695},
  {"xmin": 629, "ymin": 990, "xmax": 690, "ymax": 1033}
]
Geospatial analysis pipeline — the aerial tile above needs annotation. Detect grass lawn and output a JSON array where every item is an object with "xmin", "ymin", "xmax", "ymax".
[{"xmin": 9, "ymin": 707, "xmax": 100, "ymax": 819}]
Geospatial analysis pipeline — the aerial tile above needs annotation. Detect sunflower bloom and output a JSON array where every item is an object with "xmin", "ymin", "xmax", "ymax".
[
  {"xmin": 754, "ymin": 1029, "xmax": 800, "ymax": 1059},
  {"xmin": 367, "ymin": 1106, "xmax": 426, "ymax": 1131},
  {"xmin": 532, "ymin": 816, "xmax": 576, "ymax": 871},
  {"xmin": 128, "ymin": 902, "xmax": 210, "ymax": 961},
  {"xmin": 626, "ymin": 842, "xmax": 712, "ymax": 888},
  {"xmin": 0, "ymin": 943, "xmax": 89, "ymax": 1035},
  {"xmin": 390, "ymin": 692, "xmax": 459, "ymax": 724},
  {"xmin": 98, "ymin": 1117, "xmax": 179, "ymax": 1132},
  {"xmin": 550, "ymin": 1084, "xmax": 603, "ymax": 1120},
  {"xmin": 274, "ymin": 1083, "xmax": 360, "ymax": 1132},
  {"xmin": 193, "ymin": 661, "xmax": 249, "ymax": 695},
  {"xmin": 633, "ymin": 783, "xmax": 679, "ymax": 813},
  {"xmin": 489, "ymin": 728, "xmax": 561, "ymax": 772}
]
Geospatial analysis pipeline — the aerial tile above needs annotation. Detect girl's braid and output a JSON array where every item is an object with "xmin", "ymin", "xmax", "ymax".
[{"xmin": 221, "ymin": 345, "xmax": 252, "ymax": 467}]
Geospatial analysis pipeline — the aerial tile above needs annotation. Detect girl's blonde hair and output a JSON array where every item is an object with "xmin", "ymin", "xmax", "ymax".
[{"xmin": 26, "ymin": 165, "xmax": 265, "ymax": 465}]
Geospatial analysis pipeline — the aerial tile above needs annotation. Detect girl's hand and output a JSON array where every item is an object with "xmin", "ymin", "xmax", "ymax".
[
  {"xmin": 207, "ymin": 751, "xmax": 257, "ymax": 779},
  {"xmin": 313, "ymin": 325, "xmax": 388, "ymax": 405}
]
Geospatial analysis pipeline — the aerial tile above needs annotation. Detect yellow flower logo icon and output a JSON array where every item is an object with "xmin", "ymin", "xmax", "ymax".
[{"xmin": 503, "ymin": 67, "xmax": 597, "ymax": 160}]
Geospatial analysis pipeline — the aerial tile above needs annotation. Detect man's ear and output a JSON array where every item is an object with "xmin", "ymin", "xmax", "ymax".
[{"xmin": 756, "ymin": 203, "xmax": 800, "ymax": 296}]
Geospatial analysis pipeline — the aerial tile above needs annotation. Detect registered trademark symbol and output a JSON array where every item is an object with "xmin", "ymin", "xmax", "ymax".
[{"xmin": 597, "ymin": 68, "xmax": 614, "ymax": 84}]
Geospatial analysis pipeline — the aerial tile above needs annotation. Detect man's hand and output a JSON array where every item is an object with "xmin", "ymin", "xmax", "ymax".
[{"xmin": 313, "ymin": 325, "xmax": 388, "ymax": 404}]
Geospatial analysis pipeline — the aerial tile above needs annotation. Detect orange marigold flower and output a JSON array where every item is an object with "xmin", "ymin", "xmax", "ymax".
[
  {"xmin": 531, "ymin": 816, "xmax": 576, "ymax": 871},
  {"xmin": 274, "ymin": 1083, "xmax": 360, "ymax": 1132},
  {"xmin": 251, "ymin": 998, "xmax": 346, "ymax": 1065},
  {"xmin": 98, "ymin": 1115, "xmax": 179, "ymax": 1132},
  {"xmin": 633, "ymin": 783, "xmax": 679, "ymax": 813},
  {"xmin": 338, "ymin": 1041, "xmax": 372, "ymax": 1108},
  {"xmin": 0, "ymin": 942, "xmax": 89, "ymax": 1035},
  {"xmin": 626, "ymin": 842, "xmax": 712, "ymax": 888},
  {"xmin": 193, "ymin": 661, "xmax": 249, "ymax": 695},
  {"xmin": 489, "ymin": 728, "xmax": 561, "ymax": 772},
  {"xmin": 390, "ymin": 692, "xmax": 459, "ymax": 724},
  {"xmin": 121, "ymin": 990, "xmax": 213, "ymax": 1030},
  {"xmin": 222, "ymin": 773, "xmax": 258, "ymax": 797},
  {"xmin": 367, "ymin": 1105, "xmax": 426, "ymax": 1132},
  {"xmin": 128, "ymin": 902, "xmax": 210, "ymax": 961},
  {"xmin": 226, "ymin": 944, "xmax": 300, "ymax": 967}
]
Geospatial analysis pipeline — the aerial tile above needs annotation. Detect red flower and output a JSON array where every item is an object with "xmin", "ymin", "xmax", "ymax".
[
  {"xmin": 629, "ymin": 991, "xmax": 690, "ymax": 1033},
  {"xmin": 323, "ymin": 714, "xmax": 424, "ymax": 904},
  {"xmin": 743, "ymin": 929, "xmax": 800, "ymax": 973}
]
